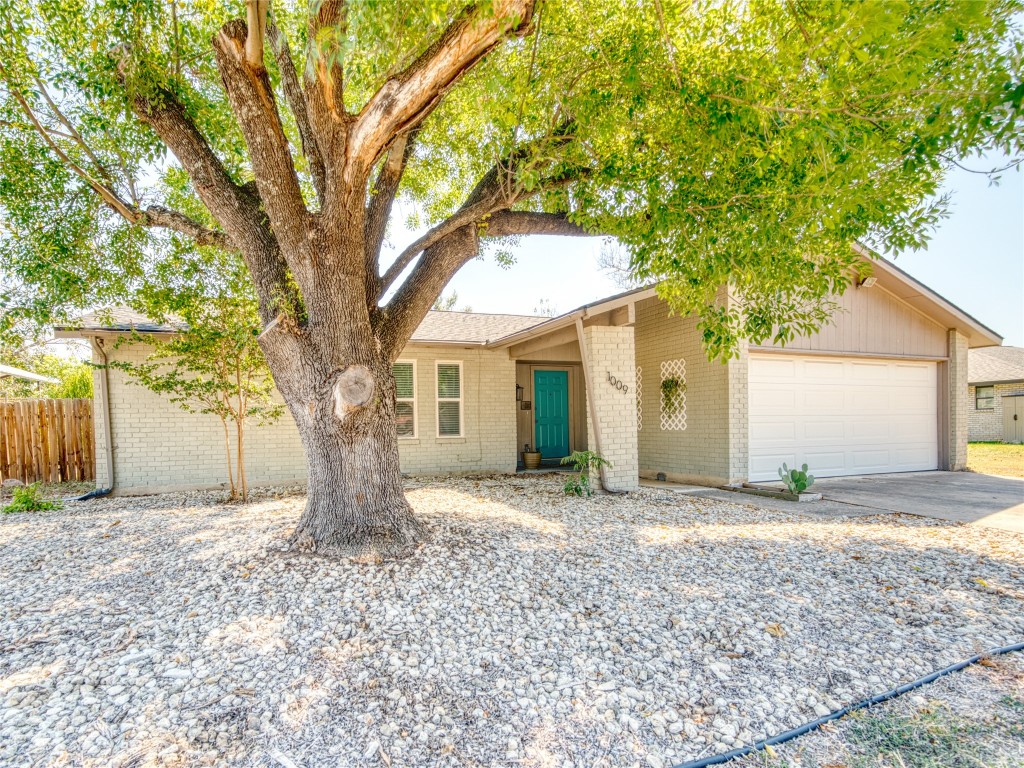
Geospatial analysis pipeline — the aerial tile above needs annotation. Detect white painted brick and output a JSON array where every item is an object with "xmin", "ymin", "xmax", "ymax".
[{"xmin": 94, "ymin": 342, "xmax": 517, "ymax": 493}]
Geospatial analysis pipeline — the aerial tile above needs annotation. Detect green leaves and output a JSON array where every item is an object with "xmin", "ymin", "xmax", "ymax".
[{"xmin": 0, "ymin": 0, "xmax": 1021, "ymax": 362}]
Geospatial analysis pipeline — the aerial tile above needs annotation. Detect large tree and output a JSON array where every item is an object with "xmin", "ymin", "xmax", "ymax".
[{"xmin": 1, "ymin": 0, "xmax": 1021, "ymax": 556}]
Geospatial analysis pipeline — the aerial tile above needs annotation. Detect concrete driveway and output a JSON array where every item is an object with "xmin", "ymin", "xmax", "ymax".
[
  {"xmin": 645, "ymin": 470, "xmax": 1024, "ymax": 534},
  {"xmin": 809, "ymin": 471, "xmax": 1024, "ymax": 534}
]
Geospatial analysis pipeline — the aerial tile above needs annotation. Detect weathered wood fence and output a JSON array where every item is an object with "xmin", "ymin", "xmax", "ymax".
[{"xmin": 0, "ymin": 399, "xmax": 95, "ymax": 484}]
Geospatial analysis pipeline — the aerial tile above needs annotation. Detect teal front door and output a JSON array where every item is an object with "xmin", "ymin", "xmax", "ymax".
[{"xmin": 534, "ymin": 370, "xmax": 570, "ymax": 460}]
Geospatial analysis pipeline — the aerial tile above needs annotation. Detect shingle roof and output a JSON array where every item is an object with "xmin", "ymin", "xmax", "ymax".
[
  {"xmin": 968, "ymin": 346, "xmax": 1024, "ymax": 385},
  {"xmin": 61, "ymin": 307, "xmax": 546, "ymax": 345},
  {"xmin": 410, "ymin": 311, "xmax": 545, "ymax": 344},
  {"xmin": 66, "ymin": 307, "xmax": 184, "ymax": 334}
]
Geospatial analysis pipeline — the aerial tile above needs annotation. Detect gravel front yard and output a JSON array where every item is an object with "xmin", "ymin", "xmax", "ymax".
[{"xmin": 2, "ymin": 475, "xmax": 1022, "ymax": 768}]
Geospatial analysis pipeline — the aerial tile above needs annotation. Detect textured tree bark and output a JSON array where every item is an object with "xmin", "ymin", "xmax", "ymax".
[{"xmin": 285, "ymin": 359, "xmax": 426, "ymax": 559}]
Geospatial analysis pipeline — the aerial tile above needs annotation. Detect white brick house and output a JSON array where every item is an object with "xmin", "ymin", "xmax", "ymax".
[
  {"xmin": 967, "ymin": 346, "xmax": 1024, "ymax": 443},
  {"xmin": 58, "ymin": 250, "xmax": 1003, "ymax": 494}
]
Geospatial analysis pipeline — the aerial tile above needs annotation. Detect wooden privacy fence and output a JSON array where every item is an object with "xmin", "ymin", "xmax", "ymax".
[{"xmin": 0, "ymin": 398, "xmax": 95, "ymax": 484}]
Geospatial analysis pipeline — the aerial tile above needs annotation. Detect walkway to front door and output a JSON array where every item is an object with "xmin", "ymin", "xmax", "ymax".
[{"xmin": 534, "ymin": 369, "xmax": 570, "ymax": 460}]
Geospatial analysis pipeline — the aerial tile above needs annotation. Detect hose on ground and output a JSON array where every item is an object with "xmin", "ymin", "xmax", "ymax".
[
  {"xmin": 71, "ymin": 487, "xmax": 112, "ymax": 501},
  {"xmin": 672, "ymin": 640, "xmax": 1024, "ymax": 768}
]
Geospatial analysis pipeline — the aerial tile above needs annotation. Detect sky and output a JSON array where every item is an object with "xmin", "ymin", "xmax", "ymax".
[{"xmin": 390, "ymin": 151, "xmax": 1024, "ymax": 346}]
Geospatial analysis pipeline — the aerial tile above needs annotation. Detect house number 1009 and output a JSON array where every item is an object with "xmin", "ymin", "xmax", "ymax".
[{"xmin": 606, "ymin": 372, "xmax": 629, "ymax": 394}]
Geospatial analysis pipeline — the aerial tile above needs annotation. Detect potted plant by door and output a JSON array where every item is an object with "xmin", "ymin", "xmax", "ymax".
[{"xmin": 522, "ymin": 444, "xmax": 542, "ymax": 470}]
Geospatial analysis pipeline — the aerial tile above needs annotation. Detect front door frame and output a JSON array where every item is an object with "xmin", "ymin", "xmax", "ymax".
[{"xmin": 523, "ymin": 364, "xmax": 581, "ymax": 464}]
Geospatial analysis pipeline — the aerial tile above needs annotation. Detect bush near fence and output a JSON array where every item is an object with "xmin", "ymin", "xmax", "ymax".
[{"xmin": 0, "ymin": 398, "xmax": 94, "ymax": 484}]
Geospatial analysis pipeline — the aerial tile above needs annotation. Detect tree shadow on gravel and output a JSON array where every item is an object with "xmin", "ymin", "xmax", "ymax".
[{"xmin": 2, "ymin": 475, "xmax": 1022, "ymax": 768}]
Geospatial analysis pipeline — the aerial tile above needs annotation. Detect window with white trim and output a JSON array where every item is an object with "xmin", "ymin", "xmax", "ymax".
[
  {"xmin": 436, "ymin": 362, "xmax": 463, "ymax": 437},
  {"xmin": 393, "ymin": 361, "xmax": 416, "ymax": 438}
]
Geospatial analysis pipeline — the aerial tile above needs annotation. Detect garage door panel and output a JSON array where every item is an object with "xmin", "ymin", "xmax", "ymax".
[
  {"xmin": 749, "ymin": 453, "xmax": 798, "ymax": 477},
  {"xmin": 755, "ymin": 358, "xmax": 799, "ymax": 379},
  {"xmin": 751, "ymin": 389, "xmax": 796, "ymax": 412},
  {"xmin": 801, "ymin": 451, "xmax": 848, "ymax": 473},
  {"xmin": 848, "ymin": 389, "xmax": 893, "ymax": 411},
  {"xmin": 803, "ymin": 359, "xmax": 846, "ymax": 379},
  {"xmin": 851, "ymin": 363, "xmax": 891, "ymax": 381},
  {"xmin": 894, "ymin": 446, "xmax": 937, "ymax": 467},
  {"xmin": 803, "ymin": 420, "xmax": 847, "ymax": 441},
  {"xmin": 852, "ymin": 449, "xmax": 892, "ymax": 470},
  {"xmin": 895, "ymin": 363, "xmax": 935, "ymax": 383},
  {"xmin": 750, "ymin": 420, "xmax": 796, "ymax": 444},
  {"xmin": 803, "ymin": 389, "xmax": 847, "ymax": 412},
  {"xmin": 850, "ymin": 420, "xmax": 891, "ymax": 440},
  {"xmin": 749, "ymin": 354, "xmax": 938, "ymax": 481}
]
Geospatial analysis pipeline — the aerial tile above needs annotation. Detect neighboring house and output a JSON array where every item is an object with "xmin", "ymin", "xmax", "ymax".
[
  {"xmin": 968, "ymin": 346, "xmax": 1024, "ymax": 444},
  {"xmin": 57, "ymin": 250, "xmax": 1002, "ymax": 494}
]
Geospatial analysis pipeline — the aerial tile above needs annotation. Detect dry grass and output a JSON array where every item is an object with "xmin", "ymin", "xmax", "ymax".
[{"xmin": 968, "ymin": 442, "xmax": 1024, "ymax": 478}]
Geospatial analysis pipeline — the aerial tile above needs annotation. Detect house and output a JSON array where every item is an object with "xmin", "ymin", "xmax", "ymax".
[
  {"xmin": 57, "ymin": 249, "xmax": 1003, "ymax": 494},
  {"xmin": 968, "ymin": 346, "xmax": 1024, "ymax": 444}
]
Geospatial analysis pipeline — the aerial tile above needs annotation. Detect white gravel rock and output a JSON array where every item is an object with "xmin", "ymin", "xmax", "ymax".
[{"xmin": 1, "ymin": 475, "xmax": 1021, "ymax": 767}]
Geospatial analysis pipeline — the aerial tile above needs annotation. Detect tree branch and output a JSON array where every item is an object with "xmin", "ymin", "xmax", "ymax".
[
  {"xmin": 377, "ymin": 226, "xmax": 479, "ymax": 360},
  {"xmin": 116, "ymin": 59, "xmax": 296, "ymax": 322},
  {"xmin": 377, "ymin": 211, "xmax": 592, "ymax": 358},
  {"xmin": 10, "ymin": 88, "xmax": 139, "ymax": 221},
  {"xmin": 245, "ymin": 0, "xmax": 269, "ymax": 69},
  {"xmin": 137, "ymin": 206, "xmax": 233, "ymax": 248},
  {"xmin": 376, "ymin": 139, "xmax": 585, "ymax": 299},
  {"xmin": 12, "ymin": 87, "xmax": 234, "ymax": 249},
  {"xmin": 32, "ymin": 76, "xmax": 120, "ymax": 189},
  {"xmin": 213, "ymin": 19, "xmax": 311, "ymax": 257},
  {"xmin": 349, "ymin": 0, "xmax": 536, "ymax": 172},
  {"xmin": 303, "ymin": 0, "xmax": 348, "ymax": 169},
  {"xmin": 267, "ymin": 19, "xmax": 326, "ymax": 200},
  {"xmin": 377, "ymin": 163, "xmax": 517, "ymax": 296},
  {"xmin": 365, "ymin": 129, "xmax": 416, "ymax": 298},
  {"xmin": 482, "ymin": 210, "xmax": 588, "ymax": 237}
]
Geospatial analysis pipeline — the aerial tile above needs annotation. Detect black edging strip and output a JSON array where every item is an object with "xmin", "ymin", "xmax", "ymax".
[{"xmin": 672, "ymin": 641, "xmax": 1024, "ymax": 768}]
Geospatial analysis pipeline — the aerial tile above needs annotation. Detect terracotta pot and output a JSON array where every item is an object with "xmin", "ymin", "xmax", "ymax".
[{"xmin": 522, "ymin": 451, "xmax": 542, "ymax": 470}]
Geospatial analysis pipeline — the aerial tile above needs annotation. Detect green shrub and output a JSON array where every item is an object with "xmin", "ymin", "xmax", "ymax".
[
  {"xmin": 660, "ymin": 377, "xmax": 685, "ymax": 414},
  {"xmin": 561, "ymin": 450, "xmax": 611, "ymax": 497},
  {"xmin": 2, "ymin": 483, "xmax": 62, "ymax": 513}
]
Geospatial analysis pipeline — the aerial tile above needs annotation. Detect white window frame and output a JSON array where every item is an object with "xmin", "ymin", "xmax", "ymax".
[
  {"xmin": 435, "ymin": 360, "xmax": 464, "ymax": 438},
  {"xmin": 393, "ymin": 360, "xmax": 417, "ymax": 440}
]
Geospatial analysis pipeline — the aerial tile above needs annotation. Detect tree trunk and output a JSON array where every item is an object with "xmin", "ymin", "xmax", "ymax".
[
  {"xmin": 220, "ymin": 415, "xmax": 237, "ymax": 499},
  {"xmin": 236, "ymin": 417, "xmax": 248, "ymax": 503},
  {"xmin": 273, "ymin": 343, "xmax": 428, "ymax": 560}
]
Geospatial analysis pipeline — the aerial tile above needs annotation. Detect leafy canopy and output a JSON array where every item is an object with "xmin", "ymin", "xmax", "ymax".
[{"xmin": 1, "ymin": 0, "xmax": 1021, "ymax": 359}]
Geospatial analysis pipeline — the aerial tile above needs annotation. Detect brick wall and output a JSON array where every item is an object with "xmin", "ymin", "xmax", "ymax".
[
  {"xmin": 633, "ymin": 297, "xmax": 737, "ymax": 485},
  {"xmin": 581, "ymin": 325, "xmax": 639, "ymax": 491},
  {"xmin": 946, "ymin": 330, "xmax": 969, "ymax": 470},
  {"xmin": 391, "ymin": 347, "xmax": 517, "ymax": 475},
  {"xmin": 968, "ymin": 382, "xmax": 1024, "ymax": 442},
  {"xmin": 93, "ymin": 341, "xmax": 517, "ymax": 494}
]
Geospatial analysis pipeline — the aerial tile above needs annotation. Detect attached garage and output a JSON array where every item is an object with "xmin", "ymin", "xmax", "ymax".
[
  {"xmin": 748, "ymin": 353, "xmax": 939, "ymax": 481},
  {"xmin": 633, "ymin": 250, "xmax": 1003, "ymax": 488}
]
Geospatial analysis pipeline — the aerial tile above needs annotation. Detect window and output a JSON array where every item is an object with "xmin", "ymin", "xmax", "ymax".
[
  {"xmin": 436, "ymin": 362, "xmax": 463, "ymax": 437},
  {"xmin": 393, "ymin": 361, "xmax": 416, "ymax": 438},
  {"xmin": 976, "ymin": 385, "xmax": 995, "ymax": 410}
]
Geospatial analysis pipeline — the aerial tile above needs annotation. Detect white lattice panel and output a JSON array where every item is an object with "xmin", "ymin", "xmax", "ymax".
[
  {"xmin": 660, "ymin": 359, "xmax": 687, "ymax": 431},
  {"xmin": 636, "ymin": 366, "xmax": 643, "ymax": 431}
]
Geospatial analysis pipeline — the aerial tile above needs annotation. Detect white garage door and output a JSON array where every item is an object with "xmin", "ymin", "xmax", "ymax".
[{"xmin": 748, "ymin": 354, "xmax": 938, "ymax": 482}]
